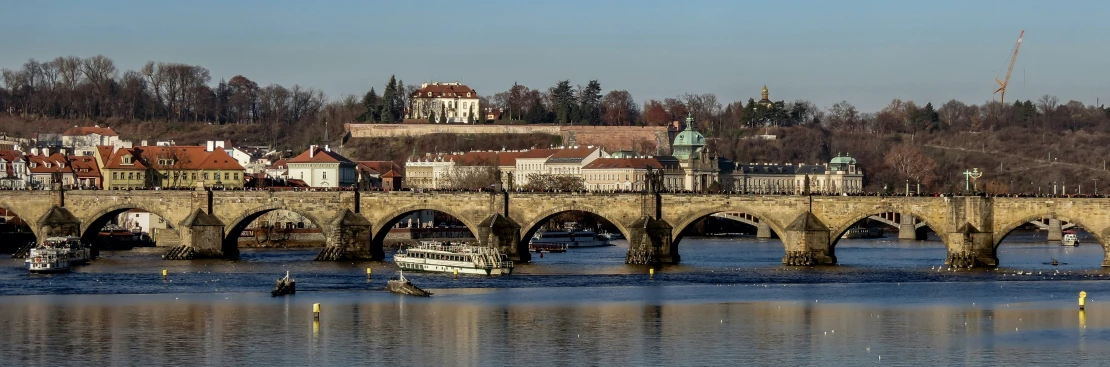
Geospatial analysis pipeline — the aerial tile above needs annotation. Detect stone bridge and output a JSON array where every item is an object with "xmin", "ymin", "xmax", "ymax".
[{"xmin": 2, "ymin": 190, "xmax": 1109, "ymax": 267}]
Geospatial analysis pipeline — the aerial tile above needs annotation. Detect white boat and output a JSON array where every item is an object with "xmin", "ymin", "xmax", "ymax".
[
  {"xmin": 26, "ymin": 243, "xmax": 71, "ymax": 274},
  {"xmin": 1062, "ymin": 233, "xmax": 1079, "ymax": 246},
  {"xmin": 393, "ymin": 241, "xmax": 513, "ymax": 275},
  {"xmin": 531, "ymin": 223, "xmax": 613, "ymax": 248},
  {"xmin": 43, "ymin": 236, "xmax": 92, "ymax": 265}
]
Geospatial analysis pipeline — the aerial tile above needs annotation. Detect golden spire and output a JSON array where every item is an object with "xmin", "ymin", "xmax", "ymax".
[{"xmin": 761, "ymin": 85, "xmax": 769, "ymax": 101}]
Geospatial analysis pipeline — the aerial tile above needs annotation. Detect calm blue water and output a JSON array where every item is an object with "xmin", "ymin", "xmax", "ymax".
[{"xmin": 1, "ymin": 231, "xmax": 1108, "ymax": 366}]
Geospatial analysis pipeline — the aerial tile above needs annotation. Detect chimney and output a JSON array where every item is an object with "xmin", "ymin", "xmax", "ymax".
[
  {"xmin": 325, "ymin": 144, "xmax": 330, "ymax": 152},
  {"xmin": 31, "ymin": 148, "xmax": 38, "ymax": 156},
  {"xmin": 42, "ymin": 148, "xmax": 49, "ymax": 156},
  {"xmin": 309, "ymin": 145, "xmax": 316, "ymax": 158}
]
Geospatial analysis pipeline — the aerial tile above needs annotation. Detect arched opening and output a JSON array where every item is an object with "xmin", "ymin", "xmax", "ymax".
[
  {"xmin": 81, "ymin": 207, "xmax": 173, "ymax": 252},
  {"xmin": 0, "ymin": 207, "xmax": 36, "ymax": 253},
  {"xmin": 671, "ymin": 211, "xmax": 785, "ymax": 267},
  {"xmin": 829, "ymin": 212, "xmax": 944, "ymax": 268},
  {"xmin": 224, "ymin": 208, "xmax": 325, "ymax": 259},
  {"xmin": 994, "ymin": 216, "xmax": 1105, "ymax": 269},
  {"xmin": 372, "ymin": 209, "xmax": 479, "ymax": 249},
  {"xmin": 519, "ymin": 210, "xmax": 628, "ymax": 266}
]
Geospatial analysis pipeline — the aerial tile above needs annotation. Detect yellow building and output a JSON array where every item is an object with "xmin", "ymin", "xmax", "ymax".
[{"xmin": 99, "ymin": 145, "xmax": 246, "ymax": 189}]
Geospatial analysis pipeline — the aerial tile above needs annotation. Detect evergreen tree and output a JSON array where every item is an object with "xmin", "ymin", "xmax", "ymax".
[
  {"xmin": 360, "ymin": 87, "xmax": 379, "ymax": 122},
  {"xmin": 468, "ymin": 105, "xmax": 475, "ymax": 123},
  {"xmin": 379, "ymin": 75, "xmax": 397, "ymax": 122},
  {"xmin": 578, "ymin": 80, "xmax": 603, "ymax": 125},
  {"xmin": 427, "ymin": 104, "xmax": 436, "ymax": 124},
  {"xmin": 439, "ymin": 103, "xmax": 446, "ymax": 123},
  {"xmin": 395, "ymin": 79, "xmax": 405, "ymax": 120},
  {"xmin": 552, "ymin": 80, "xmax": 574, "ymax": 125}
]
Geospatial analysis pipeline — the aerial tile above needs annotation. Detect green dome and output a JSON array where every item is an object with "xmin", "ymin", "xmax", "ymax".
[
  {"xmin": 672, "ymin": 114, "xmax": 705, "ymax": 160},
  {"xmin": 830, "ymin": 155, "xmax": 856, "ymax": 165}
]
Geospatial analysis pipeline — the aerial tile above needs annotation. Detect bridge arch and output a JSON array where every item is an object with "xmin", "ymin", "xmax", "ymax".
[
  {"xmin": 993, "ymin": 213, "xmax": 1108, "ymax": 250},
  {"xmin": 827, "ymin": 207, "xmax": 945, "ymax": 249},
  {"xmin": 669, "ymin": 206, "xmax": 786, "ymax": 248},
  {"xmin": 517, "ymin": 204, "xmax": 633, "ymax": 247},
  {"xmin": 79, "ymin": 203, "xmax": 178, "ymax": 246},
  {"xmin": 0, "ymin": 205, "xmax": 38, "ymax": 248},
  {"xmin": 224, "ymin": 204, "xmax": 328, "ymax": 258},
  {"xmin": 371, "ymin": 204, "xmax": 482, "ymax": 246}
]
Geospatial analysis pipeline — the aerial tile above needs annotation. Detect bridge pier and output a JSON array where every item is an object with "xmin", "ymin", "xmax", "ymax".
[
  {"xmin": 478, "ymin": 213, "xmax": 528, "ymax": 262},
  {"xmin": 37, "ymin": 206, "xmax": 81, "ymax": 238},
  {"xmin": 898, "ymin": 214, "xmax": 918, "ymax": 240},
  {"xmin": 756, "ymin": 221, "xmax": 773, "ymax": 239},
  {"xmin": 626, "ymin": 216, "xmax": 677, "ymax": 265},
  {"xmin": 944, "ymin": 224, "xmax": 997, "ymax": 268},
  {"xmin": 1047, "ymin": 218, "xmax": 1063, "ymax": 242},
  {"xmin": 172, "ymin": 209, "xmax": 229, "ymax": 259},
  {"xmin": 782, "ymin": 212, "xmax": 835, "ymax": 266},
  {"xmin": 317, "ymin": 209, "xmax": 374, "ymax": 261}
]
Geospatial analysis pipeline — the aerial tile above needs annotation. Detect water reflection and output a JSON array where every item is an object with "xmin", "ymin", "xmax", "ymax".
[{"xmin": 2, "ymin": 290, "xmax": 1108, "ymax": 366}]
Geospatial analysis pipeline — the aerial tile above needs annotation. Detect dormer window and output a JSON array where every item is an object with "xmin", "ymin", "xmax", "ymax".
[
  {"xmin": 122, "ymin": 156, "xmax": 132, "ymax": 165},
  {"xmin": 467, "ymin": 93, "xmax": 471, "ymax": 97},
  {"xmin": 45, "ymin": 163, "xmax": 51, "ymax": 168},
  {"xmin": 427, "ymin": 92, "xmax": 432, "ymax": 97}
]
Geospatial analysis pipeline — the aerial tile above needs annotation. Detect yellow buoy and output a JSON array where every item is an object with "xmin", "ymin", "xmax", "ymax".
[
  {"xmin": 649, "ymin": 268, "xmax": 655, "ymax": 278},
  {"xmin": 453, "ymin": 268, "xmax": 459, "ymax": 279},
  {"xmin": 162, "ymin": 269, "xmax": 167, "ymax": 279},
  {"xmin": 1079, "ymin": 291, "xmax": 1087, "ymax": 310},
  {"xmin": 313, "ymin": 303, "xmax": 321, "ymax": 320},
  {"xmin": 366, "ymin": 267, "xmax": 372, "ymax": 279}
]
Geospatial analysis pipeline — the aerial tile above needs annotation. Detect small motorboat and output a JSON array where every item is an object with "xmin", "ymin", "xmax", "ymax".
[
  {"xmin": 387, "ymin": 270, "xmax": 432, "ymax": 297},
  {"xmin": 271, "ymin": 271, "xmax": 296, "ymax": 297},
  {"xmin": 1062, "ymin": 232, "xmax": 1079, "ymax": 247}
]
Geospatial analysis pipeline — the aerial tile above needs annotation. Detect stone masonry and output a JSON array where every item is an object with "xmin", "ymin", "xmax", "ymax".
[{"xmin": 1, "ymin": 190, "xmax": 1109, "ymax": 267}]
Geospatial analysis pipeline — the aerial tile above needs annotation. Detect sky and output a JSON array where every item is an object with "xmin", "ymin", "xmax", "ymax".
[{"xmin": 2, "ymin": 0, "xmax": 1108, "ymax": 112}]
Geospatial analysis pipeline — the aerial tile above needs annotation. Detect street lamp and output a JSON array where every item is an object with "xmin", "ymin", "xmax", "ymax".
[{"xmin": 1095, "ymin": 178, "xmax": 1100, "ymax": 196}]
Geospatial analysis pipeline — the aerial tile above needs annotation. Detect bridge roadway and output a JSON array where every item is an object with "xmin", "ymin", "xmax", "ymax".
[{"xmin": 2, "ymin": 190, "xmax": 1108, "ymax": 267}]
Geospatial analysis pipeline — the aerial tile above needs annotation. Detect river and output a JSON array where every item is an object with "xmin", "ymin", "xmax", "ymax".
[{"xmin": 2, "ymin": 231, "xmax": 1108, "ymax": 366}]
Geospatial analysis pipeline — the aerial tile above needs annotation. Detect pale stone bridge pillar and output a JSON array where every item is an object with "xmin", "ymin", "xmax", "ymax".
[{"xmin": 943, "ymin": 197, "xmax": 997, "ymax": 268}]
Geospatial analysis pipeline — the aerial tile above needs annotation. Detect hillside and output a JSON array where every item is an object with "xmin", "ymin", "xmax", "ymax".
[{"xmin": 7, "ymin": 116, "xmax": 1110, "ymax": 194}]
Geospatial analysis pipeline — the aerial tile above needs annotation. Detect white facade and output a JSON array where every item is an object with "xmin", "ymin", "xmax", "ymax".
[
  {"xmin": 116, "ymin": 210, "xmax": 168, "ymax": 234},
  {"xmin": 287, "ymin": 163, "xmax": 356, "ymax": 188},
  {"xmin": 409, "ymin": 82, "xmax": 481, "ymax": 123},
  {"xmin": 63, "ymin": 130, "xmax": 125, "ymax": 156}
]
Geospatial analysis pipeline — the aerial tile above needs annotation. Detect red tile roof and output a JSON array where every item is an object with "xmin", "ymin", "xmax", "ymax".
[
  {"xmin": 356, "ymin": 161, "xmax": 403, "ymax": 176},
  {"xmin": 102, "ymin": 148, "xmax": 149, "ymax": 170},
  {"xmin": 102, "ymin": 146, "xmax": 245, "ymax": 171},
  {"xmin": 382, "ymin": 169, "xmax": 401, "ymax": 178},
  {"xmin": 516, "ymin": 149, "xmax": 560, "ymax": 159},
  {"xmin": 548, "ymin": 147, "xmax": 597, "ymax": 160},
  {"xmin": 411, "ymin": 83, "xmax": 478, "ymax": 99},
  {"xmin": 63, "ymin": 126, "xmax": 118, "ymax": 137},
  {"xmin": 95, "ymin": 146, "xmax": 114, "ymax": 166},
  {"xmin": 68, "ymin": 155, "xmax": 101, "ymax": 178},
  {"xmin": 582, "ymin": 157, "xmax": 663, "ymax": 170},
  {"xmin": 287, "ymin": 147, "xmax": 354, "ymax": 164},
  {"xmin": 26, "ymin": 154, "xmax": 72, "ymax": 174}
]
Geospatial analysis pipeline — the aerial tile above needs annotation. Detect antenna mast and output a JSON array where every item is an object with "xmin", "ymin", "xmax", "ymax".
[{"xmin": 994, "ymin": 30, "xmax": 1024, "ymax": 105}]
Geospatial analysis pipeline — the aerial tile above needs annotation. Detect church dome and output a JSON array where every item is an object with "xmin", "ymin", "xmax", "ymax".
[{"xmin": 672, "ymin": 114, "xmax": 705, "ymax": 160}]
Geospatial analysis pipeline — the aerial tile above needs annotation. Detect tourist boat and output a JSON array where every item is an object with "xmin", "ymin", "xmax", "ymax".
[
  {"xmin": 1062, "ymin": 231, "xmax": 1079, "ymax": 247},
  {"xmin": 43, "ymin": 236, "xmax": 92, "ymax": 265},
  {"xmin": 841, "ymin": 227, "xmax": 884, "ymax": 239},
  {"xmin": 530, "ymin": 223, "xmax": 614, "ymax": 248},
  {"xmin": 528, "ymin": 243, "xmax": 568, "ymax": 253},
  {"xmin": 25, "ymin": 242, "xmax": 72, "ymax": 274},
  {"xmin": 386, "ymin": 270, "xmax": 432, "ymax": 297},
  {"xmin": 393, "ymin": 241, "xmax": 513, "ymax": 275}
]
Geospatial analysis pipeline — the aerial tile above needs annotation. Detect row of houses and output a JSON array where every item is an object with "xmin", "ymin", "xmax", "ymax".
[{"xmin": 403, "ymin": 115, "xmax": 865, "ymax": 194}]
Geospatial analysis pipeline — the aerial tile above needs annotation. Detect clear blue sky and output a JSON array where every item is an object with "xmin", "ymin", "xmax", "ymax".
[{"xmin": 2, "ymin": 0, "xmax": 1107, "ymax": 111}]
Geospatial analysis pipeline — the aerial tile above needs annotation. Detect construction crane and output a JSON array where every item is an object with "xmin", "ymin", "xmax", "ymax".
[{"xmin": 994, "ymin": 30, "xmax": 1024, "ymax": 105}]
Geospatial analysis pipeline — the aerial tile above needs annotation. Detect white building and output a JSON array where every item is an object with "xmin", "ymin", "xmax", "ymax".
[
  {"xmin": 0, "ymin": 150, "xmax": 28, "ymax": 189},
  {"xmin": 286, "ymin": 145, "xmax": 357, "ymax": 188},
  {"xmin": 116, "ymin": 209, "xmax": 168, "ymax": 234},
  {"xmin": 408, "ymin": 82, "xmax": 481, "ymax": 123},
  {"xmin": 513, "ymin": 146, "xmax": 605, "ymax": 188},
  {"xmin": 62, "ymin": 125, "xmax": 128, "ymax": 156}
]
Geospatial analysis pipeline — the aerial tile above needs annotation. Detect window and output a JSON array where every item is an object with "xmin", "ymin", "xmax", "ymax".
[
  {"xmin": 204, "ymin": 173, "xmax": 209, "ymax": 180},
  {"xmin": 224, "ymin": 172, "xmax": 229, "ymax": 180},
  {"xmin": 113, "ymin": 172, "xmax": 118, "ymax": 180},
  {"xmin": 234, "ymin": 173, "xmax": 239, "ymax": 180},
  {"xmin": 323, "ymin": 171, "xmax": 327, "ymax": 180},
  {"xmin": 128, "ymin": 173, "xmax": 134, "ymax": 180}
]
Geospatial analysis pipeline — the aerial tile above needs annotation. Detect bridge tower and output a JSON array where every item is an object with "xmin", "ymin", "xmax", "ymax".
[{"xmin": 626, "ymin": 168, "xmax": 677, "ymax": 265}]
